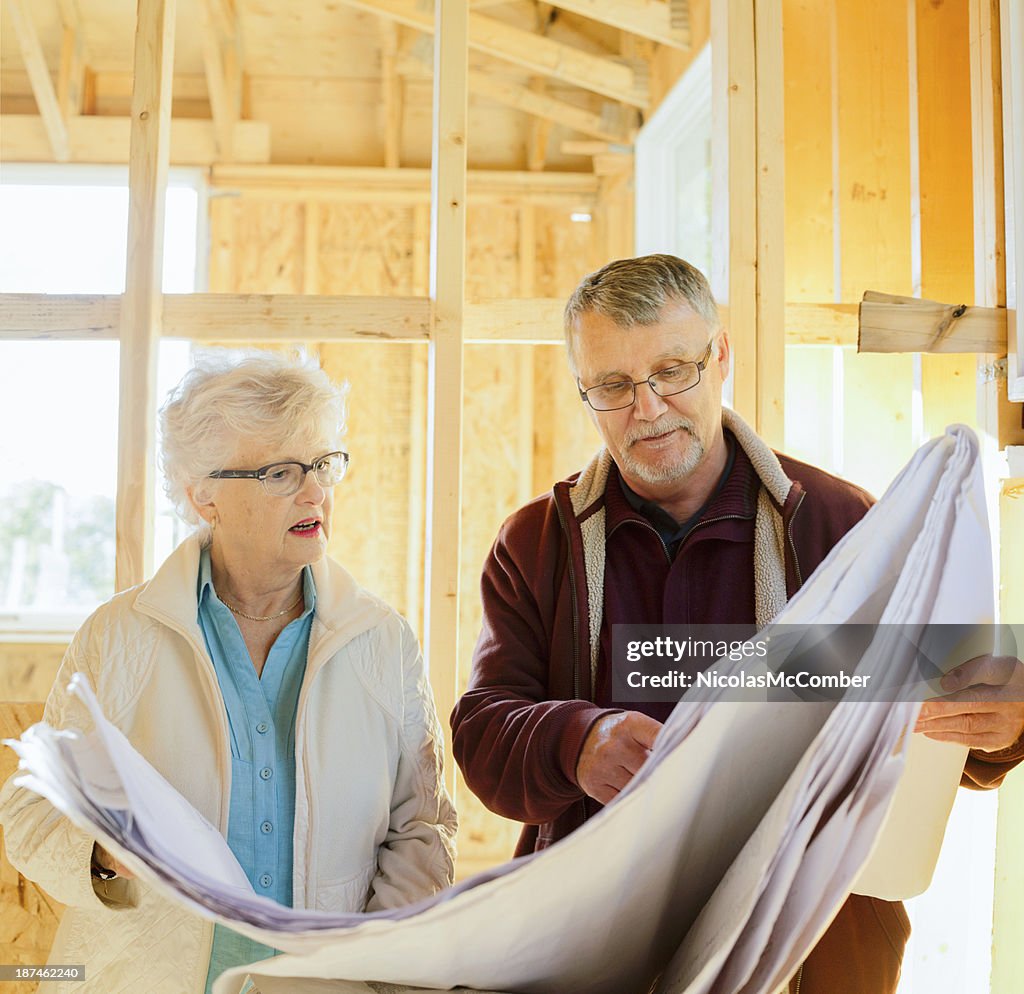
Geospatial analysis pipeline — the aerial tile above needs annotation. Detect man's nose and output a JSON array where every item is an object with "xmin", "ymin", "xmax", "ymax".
[{"xmin": 632, "ymin": 380, "xmax": 669, "ymax": 420}]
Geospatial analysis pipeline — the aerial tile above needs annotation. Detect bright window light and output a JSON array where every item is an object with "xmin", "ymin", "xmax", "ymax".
[{"xmin": 0, "ymin": 168, "xmax": 201, "ymax": 631}]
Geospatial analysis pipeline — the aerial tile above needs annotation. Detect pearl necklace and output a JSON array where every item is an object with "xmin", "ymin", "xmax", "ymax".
[{"xmin": 220, "ymin": 591, "xmax": 303, "ymax": 622}]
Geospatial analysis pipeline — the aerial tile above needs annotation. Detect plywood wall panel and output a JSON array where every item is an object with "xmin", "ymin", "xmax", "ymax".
[
  {"xmin": 835, "ymin": 0, "xmax": 913, "ymax": 300},
  {"xmin": 232, "ymin": 201, "xmax": 305, "ymax": 293},
  {"xmin": 782, "ymin": 0, "xmax": 833, "ymax": 303},
  {"xmin": 316, "ymin": 204, "xmax": 417, "ymax": 296},
  {"xmin": 319, "ymin": 344, "xmax": 415, "ymax": 617},
  {"xmin": 465, "ymin": 205, "xmax": 520, "ymax": 302}
]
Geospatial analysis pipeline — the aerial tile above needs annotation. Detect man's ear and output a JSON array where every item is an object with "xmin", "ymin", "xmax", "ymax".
[{"xmin": 715, "ymin": 328, "xmax": 732, "ymax": 381}]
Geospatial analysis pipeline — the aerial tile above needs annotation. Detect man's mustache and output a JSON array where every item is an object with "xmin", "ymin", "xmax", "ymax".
[{"xmin": 624, "ymin": 418, "xmax": 696, "ymax": 447}]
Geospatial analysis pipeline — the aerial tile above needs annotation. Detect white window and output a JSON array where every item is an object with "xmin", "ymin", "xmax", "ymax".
[{"xmin": 0, "ymin": 166, "xmax": 201, "ymax": 635}]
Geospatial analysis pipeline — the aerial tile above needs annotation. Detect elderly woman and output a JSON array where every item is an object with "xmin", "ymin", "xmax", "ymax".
[{"xmin": 0, "ymin": 350, "xmax": 457, "ymax": 993}]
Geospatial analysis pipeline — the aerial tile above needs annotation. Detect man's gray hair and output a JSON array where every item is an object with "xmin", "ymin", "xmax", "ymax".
[
  {"xmin": 563, "ymin": 254, "xmax": 720, "ymax": 369},
  {"xmin": 159, "ymin": 348, "xmax": 348, "ymax": 533}
]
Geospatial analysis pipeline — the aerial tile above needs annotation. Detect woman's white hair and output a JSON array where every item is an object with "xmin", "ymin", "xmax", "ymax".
[{"xmin": 159, "ymin": 348, "xmax": 348, "ymax": 533}]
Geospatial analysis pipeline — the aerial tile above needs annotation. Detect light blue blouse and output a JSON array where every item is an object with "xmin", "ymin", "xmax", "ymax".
[{"xmin": 197, "ymin": 549, "xmax": 315, "ymax": 994}]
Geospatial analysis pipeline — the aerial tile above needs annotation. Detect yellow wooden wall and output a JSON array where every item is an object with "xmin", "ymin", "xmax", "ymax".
[
  {"xmin": 206, "ymin": 188, "xmax": 613, "ymax": 872},
  {"xmin": 781, "ymin": 0, "xmax": 978, "ymax": 496}
]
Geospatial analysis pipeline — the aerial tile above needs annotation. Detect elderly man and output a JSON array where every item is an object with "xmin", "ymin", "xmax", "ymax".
[{"xmin": 451, "ymin": 254, "xmax": 1024, "ymax": 994}]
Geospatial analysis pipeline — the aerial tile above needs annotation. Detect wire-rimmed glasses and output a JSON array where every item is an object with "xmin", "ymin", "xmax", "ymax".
[
  {"xmin": 577, "ymin": 340, "xmax": 715, "ymax": 412},
  {"xmin": 209, "ymin": 450, "xmax": 350, "ymax": 496}
]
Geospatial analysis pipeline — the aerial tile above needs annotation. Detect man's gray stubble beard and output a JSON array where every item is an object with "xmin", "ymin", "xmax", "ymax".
[{"xmin": 620, "ymin": 418, "xmax": 704, "ymax": 485}]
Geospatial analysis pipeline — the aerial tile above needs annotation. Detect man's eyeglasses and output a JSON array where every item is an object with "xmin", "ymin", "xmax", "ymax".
[
  {"xmin": 209, "ymin": 451, "xmax": 350, "ymax": 497},
  {"xmin": 577, "ymin": 340, "xmax": 716, "ymax": 412}
]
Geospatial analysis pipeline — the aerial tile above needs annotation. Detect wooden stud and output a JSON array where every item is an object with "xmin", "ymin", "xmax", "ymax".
[
  {"xmin": 914, "ymin": 0, "xmax": 979, "ymax": 439},
  {"xmin": 56, "ymin": 0, "xmax": 86, "ymax": 121},
  {"xmin": 971, "ymin": 0, "xmax": 1024, "ymax": 449},
  {"xmin": 381, "ymin": 21, "xmax": 403, "ymax": 168},
  {"xmin": 5, "ymin": 0, "xmax": 70, "ymax": 161},
  {"xmin": 339, "ymin": 0, "xmax": 649, "ymax": 107},
  {"xmin": 303, "ymin": 202, "xmax": 321, "ymax": 295},
  {"xmin": 115, "ymin": 0, "xmax": 176, "ymax": 591},
  {"xmin": 544, "ymin": 0, "xmax": 690, "ymax": 50},
  {"xmin": 1002, "ymin": 0, "xmax": 1024, "ymax": 400},
  {"xmin": 198, "ymin": 0, "xmax": 240, "ymax": 161},
  {"xmin": 711, "ymin": 0, "xmax": 757, "ymax": 423},
  {"xmin": 425, "ymin": 0, "xmax": 469, "ymax": 794},
  {"xmin": 517, "ymin": 205, "xmax": 538, "ymax": 504},
  {"xmin": 0, "ymin": 114, "xmax": 271, "ymax": 164},
  {"xmin": 754, "ymin": 0, "xmax": 785, "ymax": 448}
]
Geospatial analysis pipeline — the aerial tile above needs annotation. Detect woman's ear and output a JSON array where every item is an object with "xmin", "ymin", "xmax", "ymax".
[{"xmin": 187, "ymin": 484, "xmax": 219, "ymax": 530}]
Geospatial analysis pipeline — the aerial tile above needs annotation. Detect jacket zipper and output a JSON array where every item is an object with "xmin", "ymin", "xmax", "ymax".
[
  {"xmin": 792, "ymin": 964, "xmax": 803, "ymax": 994},
  {"xmin": 553, "ymin": 496, "xmax": 583, "ymax": 701},
  {"xmin": 786, "ymin": 491, "xmax": 807, "ymax": 588}
]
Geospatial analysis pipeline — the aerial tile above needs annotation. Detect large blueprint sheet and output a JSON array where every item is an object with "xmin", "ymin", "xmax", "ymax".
[{"xmin": 6, "ymin": 426, "xmax": 991, "ymax": 994}]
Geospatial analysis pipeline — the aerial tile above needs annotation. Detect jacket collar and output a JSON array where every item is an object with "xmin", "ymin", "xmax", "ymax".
[
  {"xmin": 560, "ymin": 406, "xmax": 795, "ymax": 522},
  {"xmin": 134, "ymin": 534, "xmax": 390, "ymax": 668}
]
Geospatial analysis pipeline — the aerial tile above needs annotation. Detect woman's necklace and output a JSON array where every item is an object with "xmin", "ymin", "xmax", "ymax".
[{"xmin": 220, "ymin": 591, "xmax": 303, "ymax": 622}]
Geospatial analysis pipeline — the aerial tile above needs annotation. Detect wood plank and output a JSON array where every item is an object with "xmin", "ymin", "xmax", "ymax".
[
  {"xmin": 711, "ymin": 0, "xmax": 757, "ymax": 423},
  {"xmin": 970, "ymin": 0, "xmax": 1019, "ymax": 449},
  {"xmin": 425, "ymin": 0, "xmax": 468, "ymax": 797},
  {"xmin": 115, "ymin": 0, "xmax": 176, "ymax": 591},
  {"xmin": 198, "ymin": 0, "xmax": 240, "ymax": 160},
  {"xmin": 0, "ymin": 114, "xmax": 271, "ymax": 164},
  {"xmin": 5, "ymin": 0, "xmax": 70, "ymax": 161},
  {"xmin": 914, "ymin": 0, "xmax": 978, "ymax": 438},
  {"xmin": 1002, "ymin": 0, "xmax": 1024, "ymax": 401},
  {"xmin": 380, "ymin": 21, "xmax": 402, "ymax": 168},
  {"xmin": 339, "ymin": 0, "xmax": 649, "ymax": 107},
  {"xmin": 56, "ymin": 0, "xmax": 87, "ymax": 121},
  {"xmin": 754, "ymin": 0, "xmax": 785, "ymax": 447},
  {"xmin": 0, "ymin": 294, "xmax": 859, "ymax": 346},
  {"xmin": 545, "ymin": 0, "xmax": 690, "ymax": 49},
  {"xmin": 209, "ymin": 164, "xmax": 600, "ymax": 205},
  {"xmin": 468, "ymin": 69, "xmax": 635, "ymax": 144},
  {"xmin": 858, "ymin": 291, "xmax": 1006, "ymax": 354}
]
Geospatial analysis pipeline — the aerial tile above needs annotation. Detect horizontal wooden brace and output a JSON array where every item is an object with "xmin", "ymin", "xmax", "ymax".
[
  {"xmin": 0, "ymin": 295, "xmax": 861, "ymax": 347},
  {"xmin": 1, "ymin": 114, "xmax": 270, "ymax": 164},
  {"xmin": 858, "ymin": 290, "xmax": 1007, "ymax": 354}
]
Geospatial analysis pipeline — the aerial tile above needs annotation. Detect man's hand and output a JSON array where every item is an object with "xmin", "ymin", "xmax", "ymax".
[
  {"xmin": 576, "ymin": 711, "xmax": 663, "ymax": 805},
  {"xmin": 914, "ymin": 654, "xmax": 1024, "ymax": 753},
  {"xmin": 93, "ymin": 843, "xmax": 135, "ymax": 880}
]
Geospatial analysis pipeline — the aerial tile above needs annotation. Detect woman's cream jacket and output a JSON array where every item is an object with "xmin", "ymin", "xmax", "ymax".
[{"xmin": 0, "ymin": 536, "xmax": 457, "ymax": 993}]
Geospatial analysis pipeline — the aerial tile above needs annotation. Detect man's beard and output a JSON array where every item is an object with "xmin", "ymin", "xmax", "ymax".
[{"xmin": 620, "ymin": 416, "xmax": 704, "ymax": 485}]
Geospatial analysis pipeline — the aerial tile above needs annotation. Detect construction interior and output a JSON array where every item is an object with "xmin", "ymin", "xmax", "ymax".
[{"xmin": 1, "ymin": 0, "xmax": 1023, "ymax": 990}]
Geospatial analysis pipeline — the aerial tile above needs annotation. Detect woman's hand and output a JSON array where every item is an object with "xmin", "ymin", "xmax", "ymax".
[{"xmin": 92, "ymin": 843, "xmax": 135, "ymax": 880}]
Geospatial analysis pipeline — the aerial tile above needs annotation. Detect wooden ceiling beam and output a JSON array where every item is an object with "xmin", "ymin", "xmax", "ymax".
[
  {"xmin": 339, "ymin": 0, "xmax": 649, "ymax": 107},
  {"xmin": 546, "ymin": 0, "xmax": 691, "ymax": 50},
  {"xmin": 0, "ymin": 113, "xmax": 270, "ymax": 164},
  {"xmin": 55, "ymin": 0, "xmax": 87, "ymax": 118},
  {"xmin": 469, "ymin": 70, "xmax": 635, "ymax": 144},
  {"xmin": 5, "ymin": 0, "xmax": 70, "ymax": 161},
  {"xmin": 198, "ymin": 0, "xmax": 242, "ymax": 160}
]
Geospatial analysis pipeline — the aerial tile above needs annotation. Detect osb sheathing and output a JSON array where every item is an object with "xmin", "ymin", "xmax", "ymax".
[{"xmin": 209, "ymin": 193, "xmax": 607, "ymax": 873}]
